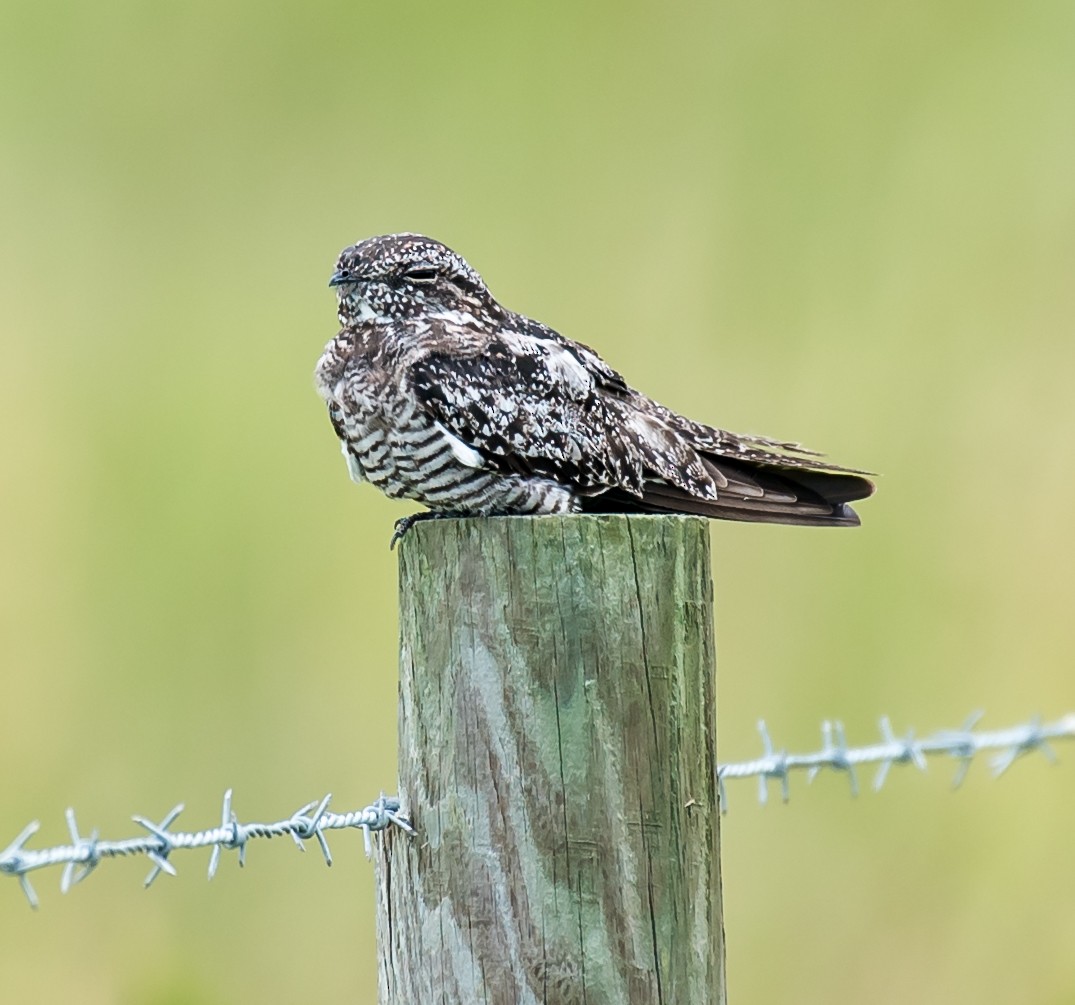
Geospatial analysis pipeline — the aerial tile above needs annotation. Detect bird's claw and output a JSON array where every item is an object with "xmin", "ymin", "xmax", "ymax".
[
  {"xmin": 390, "ymin": 512, "xmax": 451, "ymax": 550},
  {"xmin": 389, "ymin": 515, "xmax": 420, "ymax": 550}
]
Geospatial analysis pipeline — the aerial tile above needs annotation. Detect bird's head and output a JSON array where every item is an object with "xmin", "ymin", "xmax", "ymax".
[{"xmin": 329, "ymin": 234, "xmax": 498, "ymax": 326}]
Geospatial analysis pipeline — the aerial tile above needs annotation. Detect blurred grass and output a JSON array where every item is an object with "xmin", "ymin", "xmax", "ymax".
[{"xmin": 2, "ymin": 1, "xmax": 1074, "ymax": 1002}]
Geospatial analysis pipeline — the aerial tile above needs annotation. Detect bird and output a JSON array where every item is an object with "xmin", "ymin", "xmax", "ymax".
[{"xmin": 315, "ymin": 233, "xmax": 874, "ymax": 545}]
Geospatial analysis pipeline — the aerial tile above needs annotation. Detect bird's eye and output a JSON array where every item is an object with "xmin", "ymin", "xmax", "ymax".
[{"xmin": 404, "ymin": 268, "xmax": 438, "ymax": 284}]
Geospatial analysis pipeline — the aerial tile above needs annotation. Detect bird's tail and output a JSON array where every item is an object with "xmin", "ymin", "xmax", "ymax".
[{"xmin": 585, "ymin": 455, "xmax": 875, "ymax": 527}]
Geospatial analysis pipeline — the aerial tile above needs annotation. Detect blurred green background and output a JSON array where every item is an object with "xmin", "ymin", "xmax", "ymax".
[{"xmin": 2, "ymin": 1, "xmax": 1073, "ymax": 1001}]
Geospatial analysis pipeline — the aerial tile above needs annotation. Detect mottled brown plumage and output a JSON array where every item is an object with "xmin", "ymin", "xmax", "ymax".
[{"xmin": 315, "ymin": 234, "xmax": 874, "ymax": 538}]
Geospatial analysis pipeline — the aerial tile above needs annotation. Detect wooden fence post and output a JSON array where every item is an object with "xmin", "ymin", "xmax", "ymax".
[{"xmin": 375, "ymin": 513, "xmax": 725, "ymax": 1004}]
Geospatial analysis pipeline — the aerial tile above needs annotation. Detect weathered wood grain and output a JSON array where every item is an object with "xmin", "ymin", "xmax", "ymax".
[{"xmin": 376, "ymin": 514, "xmax": 724, "ymax": 1004}]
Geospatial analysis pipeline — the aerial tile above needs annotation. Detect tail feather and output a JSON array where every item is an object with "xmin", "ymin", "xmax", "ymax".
[{"xmin": 584, "ymin": 454, "xmax": 874, "ymax": 528}]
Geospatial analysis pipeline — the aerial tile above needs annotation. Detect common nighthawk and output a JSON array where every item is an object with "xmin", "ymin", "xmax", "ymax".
[{"xmin": 315, "ymin": 233, "xmax": 873, "ymax": 544}]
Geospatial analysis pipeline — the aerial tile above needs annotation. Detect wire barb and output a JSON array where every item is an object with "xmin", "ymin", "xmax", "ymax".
[
  {"xmin": 718, "ymin": 712, "xmax": 1075, "ymax": 812},
  {"xmin": 0, "ymin": 792, "xmax": 411, "ymax": 908}
]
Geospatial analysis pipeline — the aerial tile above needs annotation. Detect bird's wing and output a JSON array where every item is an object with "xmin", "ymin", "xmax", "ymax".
[
  {"xmin": 405, "ymin": 325, "xmax": 719, "ymax": 499},
  {"xmin": 406, "ymin": 321, "xmax": 875, "ymax": 522}
]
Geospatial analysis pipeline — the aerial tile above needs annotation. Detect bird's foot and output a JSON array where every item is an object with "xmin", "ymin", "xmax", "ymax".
[{"xmin": 390, "ymin": 511, "xmax": 457, "ymax": 550}]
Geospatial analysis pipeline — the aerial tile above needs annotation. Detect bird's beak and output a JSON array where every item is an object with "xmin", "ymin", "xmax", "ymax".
[{"xmin": 328, "ymin": 270, "xmax": 350, "ymax": 288}]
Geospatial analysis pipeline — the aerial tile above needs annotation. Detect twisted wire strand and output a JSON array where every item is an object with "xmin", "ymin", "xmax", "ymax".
[
  {"xmin": 717, "ymin": 712, "xmax": 1075, "ymax": 810},
  {"xmin": 0, "ymin": 791, "xmax": 412, "ymax": 909}
]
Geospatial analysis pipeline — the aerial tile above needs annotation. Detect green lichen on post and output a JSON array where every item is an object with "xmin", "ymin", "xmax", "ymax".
[{"xmin": 376, "ymin": 514, "xmax": 725, "ymax": 1005}]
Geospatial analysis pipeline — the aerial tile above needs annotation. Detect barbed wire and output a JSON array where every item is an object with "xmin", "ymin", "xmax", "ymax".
[
  {"xmin": 717, "ymin": 711, "xmax": 1075, "ymax": 811},
  {"xmin": 3, "ymin": 713, "xmax": 1071, "ymax": 907},
  {"xmin": 0, "ymin": 791, "xmax": 413, "ymax": 909}
]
